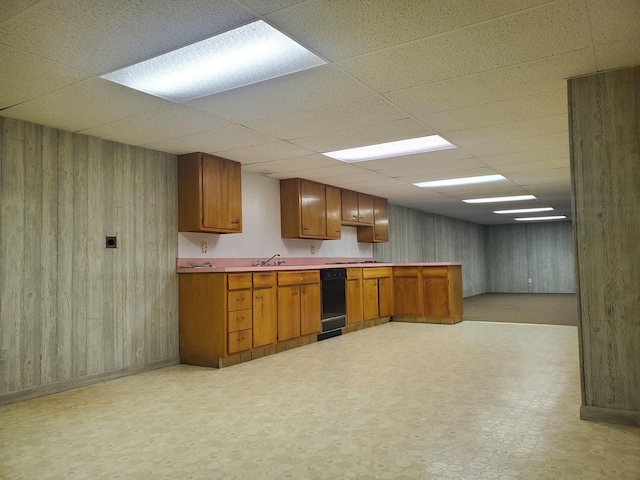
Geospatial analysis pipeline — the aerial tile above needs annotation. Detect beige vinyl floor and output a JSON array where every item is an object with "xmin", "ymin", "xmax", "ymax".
[{"xmin": 1, "ymin": 321, "xmax": 639, "ymax": 480}]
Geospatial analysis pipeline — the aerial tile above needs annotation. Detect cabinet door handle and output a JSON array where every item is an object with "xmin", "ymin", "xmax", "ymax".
[
  {"xmin": 303, "ymin": 227, "xmax": 310, "ymax": 231},
  {"xmin": 230, "ymin": 220, "xmax": 239, "ymax": 224}
]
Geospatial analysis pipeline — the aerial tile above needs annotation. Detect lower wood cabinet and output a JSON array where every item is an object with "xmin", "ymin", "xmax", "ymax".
[
  {"xmin": 178, "ymin": 264, "xmax": 463, "ymax": 368},
  {"xmin": 362, "ymin": 267, "xmax": 393, "ymax": 320},
  {"xmin": 346, "ymin": 268, "xmax": 364, "ymax": 325},
  {"xmin": 252, "ymin": 272, "xmax": 277, "ymax": 348},
  {"xmin": 277, "ymin": 271, "xmax": 321, "ymax": 340},
  {"xmin": 393, "ymin": 265, "xmax": 463, "ymax": 324}
]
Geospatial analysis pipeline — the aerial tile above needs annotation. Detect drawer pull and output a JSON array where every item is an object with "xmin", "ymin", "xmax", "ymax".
[
  {"xmin": 237, "ymin": 297, "xmax": 244, "ymax": 301},
  {"xmin": 237, "ymin": 337, "xmax": 245, "ymax": 342},
  {"xmin": 230, "ymin": 220, "xmax": 239, "ymax": 224}
]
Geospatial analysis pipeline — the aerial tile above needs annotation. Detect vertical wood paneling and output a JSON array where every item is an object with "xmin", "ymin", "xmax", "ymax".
[
  {"xmin": 56, "ymin": 130, "xmax": 74, "ymax": 381},
  {"xmin": 1, "ymin": 121, "xmax": 26, "ymax": 393},
  {"xmin": 569, "ymin": 66, "xmax": 640, "ymax": 419},
  {"xmin": 0, "ymin": 117, "xmax": 179, "ymax": 401},
  {"xmin": 72, "ymin": 133, "xmax": 88, "ymax": 378},
  {"xmin": 40, "ymin": 126, "xmax": 58, "ymax": 384},
  {"xmin": 374, "ymin": 204, "xmax": 486, "ymax": 296}
]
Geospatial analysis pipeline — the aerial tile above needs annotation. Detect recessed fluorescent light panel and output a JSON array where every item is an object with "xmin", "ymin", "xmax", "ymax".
[
  {"xmin": 101, "ymin": 20, "xmax": 326, "ymax": 102},
  {"xmin": 463, "ymin": 195, "xmax": 536, "ymax": 204},
  {"xmin": 515, "ymin": 216, "xmax": 567, "ymax": 222},
  {"xmin": 413, "ymin": 174, "xmax": 506, "ymax": 188},
  {"xmin": 323, "ymin": 135, "xmax": 456, "ymax": 163},
  {"xmin": 494, "ymin": 207, "xmax": 554, "ymax": 214}
]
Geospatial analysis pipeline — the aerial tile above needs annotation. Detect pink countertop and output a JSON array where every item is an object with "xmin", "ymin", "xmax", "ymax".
[{"xmin": 177, "ymin": 259, "xmax": 461, "ymax": 274}]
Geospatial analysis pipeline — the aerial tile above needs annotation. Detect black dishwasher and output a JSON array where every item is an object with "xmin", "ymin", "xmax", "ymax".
[{"xmin": 318, "ymin": 268, "xmax": 347, "ymax": 341}]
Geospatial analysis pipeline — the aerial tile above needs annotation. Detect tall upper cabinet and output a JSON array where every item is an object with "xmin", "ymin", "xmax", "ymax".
[{"xmin": 178, "ymin": 152, "xmax": 242, "ymax": 233}]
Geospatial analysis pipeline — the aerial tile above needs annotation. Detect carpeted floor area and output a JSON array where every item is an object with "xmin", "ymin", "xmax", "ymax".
[{"xmin": 463, "ymin": 293, "xmax": 577, "ymax": 326}]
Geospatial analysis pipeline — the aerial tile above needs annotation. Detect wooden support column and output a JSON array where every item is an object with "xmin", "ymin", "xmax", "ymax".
[{"xmin": 568, "ymin": 66, "xmax": 640, "ymax": 426}]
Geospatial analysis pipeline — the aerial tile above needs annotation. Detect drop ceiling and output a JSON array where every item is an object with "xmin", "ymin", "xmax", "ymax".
[{"xmin": 1, "ymin": 0, "xmax": 639, "ymax": 225}]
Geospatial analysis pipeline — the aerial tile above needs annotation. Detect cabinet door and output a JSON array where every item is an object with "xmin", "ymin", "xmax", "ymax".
[
  {"xmin": 357, "ymin": 193, "xmax": 374, "ymax": 225},
  {"xmin": 300, "ymin": 180, "xmax": 326, "ymax": 237},
  {"xmin": 373, "ymin": 196, "xmax": 389, "ymax": 242},
  {"xmin": 378, "ymin": 277, "xmax": 393, "ymax": 317},
  {"xmin": 202, "ymin": 155, "xmax": 242, "ymax": 232},
  {"xmin": 341, "ymin": 189, "xmax": 359, "ymax": 223},
  {"xmin": 300, "ymin": 283, "xmax": 321, "ymax": 336},
  {"xmin": 277, "ymin": 286, "xmax": 301, "ymax": 341},
  {"xmin": 394, "ymin": 276, "xmax": 421, "ymax": 316},
  {"xmin": 346, "ymin": 278, "xmax": 364, "ymax": 324},
  {"xmin": 423, "ymin": 278, "xmax": 450, "ymax": 317},
  {"xmin": 253, "ymin": 286, "xmax": 277, "ymax": 347},
  {"xmin": 363, "ymin": 278, "xmax": 379, "ymax": 320},
  {"xmin": 325, "ymin": 185, "xmax": 342, "ymax": 239}
]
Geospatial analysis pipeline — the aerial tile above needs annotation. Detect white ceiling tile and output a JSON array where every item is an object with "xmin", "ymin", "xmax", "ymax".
[
  {"xmin": 478, "ymin": 145, "xmax": 570, "ymax": 166},
  {"xmin": 0, "ymin": 0, "xmax": 255, "ymax": 74},
  {"xmin": 594, "ymin": 36, "xmax": 640, "ymax": 71},
  {"xmin": 585, "ymin": 0, "xmax": 640, "ymax": 45},
  {"xmin": 241, "ymin": 154, "xmax": 336, "ymax": 173},
  {"xmin": 508, "ymin": 167, "xmax": 571, "ymax": 185},
  {"xmin": 375, "ymin": 159, "xmax": 490, "ymax": 179},
  {"xmin": 236, "ymin": 0, "xmax": 306, "ymax": 16},
  {"xmin": 358, "ymin": 148, "xmax": 475, "ymax": 172},
  {"xmin": 384, "ymin": 49, "xmax": 594, "ymax": 116},
  {"xmin": 218, "ymin": 142, "xmax": 315, "ymax": 165},
  {"xmin": 418, "ymin": 89, "xmax": 568, "ymax": 134},
  {"xmin": 186, "ymin": 66, "xmax": 373, "ymax": 124},
  {"xmin": 245, "ymin": 96, "xmax": 408, "ymax": 140},
  {"xmin": 289, "ymin": 118, "xmax": 435, "ymax": 152},
  {"xmin": 80, "ymin": 105, "xmax": 231, "ymax": 146},
  {"xmin": 2, "ymin": 77, "xmax": 170, "ymax": 132},
  {"xmin": 497, "ymin": 158, "xmax": 568, "ymax": 174},
  {"xmin": 338, "ymin": 1, "xmax": 592, "ymax": 92},
  {"xmin": 143, "ymin": 125, "xmax": 277, "ymax": 155},
  {"xmin": 0, "ymin": 44, "xmax": 90, "ymax": 109},
  {"xmin": 445, "ymin": 115, "xmax": 568, "ymax": 148},
  {"xmin": 313, "ymin": 170, "xmax": 392, "ymax": 187},
  {"xmin": 0, "ymin": 0, "xmax": 41, "ymax": 23},
  {"xmin": 463, "ymin": 132, "xmax": 569, "ymax": 157},
  {"xmin": 268, "ymin": 162, "xmax": 361, "ymax": 180},
  {"xmin": 268, "ymin": 0, "xmax": 549, "ymax": 61}
]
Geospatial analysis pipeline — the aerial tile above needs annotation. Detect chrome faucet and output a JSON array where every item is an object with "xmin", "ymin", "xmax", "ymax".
[{"xmin": 258, "ymin": 253, "xmax": 281, "ymax": 266}]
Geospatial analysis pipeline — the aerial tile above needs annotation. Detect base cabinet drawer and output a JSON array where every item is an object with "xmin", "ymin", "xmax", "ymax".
[
  {"xmin": 228, "ymin": 309, "xmax": 252, "ymax": 332},
  {"xmin": 228, "ymin": 329, "xmax": 252, "ymax": 354}
]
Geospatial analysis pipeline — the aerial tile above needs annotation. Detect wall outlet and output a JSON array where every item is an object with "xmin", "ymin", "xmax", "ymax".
[
  {"xmin": 527, "ymin": 278, "xmax": 533, "ymax": 284},
  {"xmin": 201, "ymin": 241, "xmax": 208, "ymax": 254},
  {"xmin": 310, "ymin": 245, "xmax": 315, "ymax": 255}
]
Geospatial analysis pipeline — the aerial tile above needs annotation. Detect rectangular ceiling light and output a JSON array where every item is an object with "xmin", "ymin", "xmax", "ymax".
[
  {"xmin": 515, "ymin": 216, "xmax": 567, "ymax": 221},
  {"xmin": 494, "ymin": 207, "xmax": 554, "ymax": 214},
  {"xmin": 101, "ymin": 20, "xmax": 326, "ymax": 102},
  {"xmin": 413, "ymin": 174, "xmax": 506, "ymax": 188},
  {"xmin": 463, "ymin": 195, "xmax": 536, "ymax": 204},
  {"xmin": 323, "ymin": 135, "xmax": 456, "ymax": 163}
]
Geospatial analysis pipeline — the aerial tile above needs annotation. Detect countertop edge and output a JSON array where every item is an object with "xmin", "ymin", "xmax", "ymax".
[{"xmin": 177, "ymin": 262, "xmax": 462, "ymax": 273}]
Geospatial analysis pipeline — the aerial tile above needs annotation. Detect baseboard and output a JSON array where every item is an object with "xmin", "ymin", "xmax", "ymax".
[
  {"xmin": 580, "ymin": 404, "xmax": 640, "ymax": 427},
  {"xmin": 0, "ymin": 357, "xmax": 180, "ymax": 406}
]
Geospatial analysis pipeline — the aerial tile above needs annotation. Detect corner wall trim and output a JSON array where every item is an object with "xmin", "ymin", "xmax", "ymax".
[
  {"xmin": 0, "ymin": 357, "xmax": 180, "ymax": 406},
  {"xmin": 580, "ymin": 405, "xmax": 640, "ymax": 427}
]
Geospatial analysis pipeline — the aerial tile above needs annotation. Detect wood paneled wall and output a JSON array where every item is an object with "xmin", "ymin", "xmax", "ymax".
[
  {"xmin": 374, "ymin": 204, "xmax": 486, "ymax": 297},
  {"xmin": 568, "ymin": 66, "xmax": 640, "ymax": 425},
  {"xmin": 0, "ymin": 118, "xmax": 179, "ymax": 403},
  {"xmin": 485, "ymin": 222, "xmax": 575, "ymax": 293}
]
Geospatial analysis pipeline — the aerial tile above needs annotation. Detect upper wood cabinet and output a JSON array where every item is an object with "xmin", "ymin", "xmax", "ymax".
[
  {"xmin": 178, "ymin": 152, "xmax": 242, "ymax": 233},
  {"xmin": 357, "ymin": 196, "xmax": 389, "ymax": 243},
  {"xmin": 325, "ymin": 185, "xmax": 342, "ymax": 239},
  {"xmin": 341, "ymin": 190, "xmax": 373, "ymax": 226},
  {"xmin": 281, "ymin": 178, "xmax": 342, "ymax": 240}
]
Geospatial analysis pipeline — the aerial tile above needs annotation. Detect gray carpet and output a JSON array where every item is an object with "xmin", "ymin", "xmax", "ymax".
[{"xmin": 463, "ymin": 293, "xmax": 577, "ymax": 326}]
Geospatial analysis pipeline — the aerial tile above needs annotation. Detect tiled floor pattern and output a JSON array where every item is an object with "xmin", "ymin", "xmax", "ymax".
[{"xmin": 1, "ymin": 321, "xmax": 639, "ymax": 479}]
